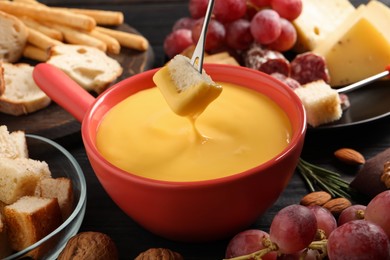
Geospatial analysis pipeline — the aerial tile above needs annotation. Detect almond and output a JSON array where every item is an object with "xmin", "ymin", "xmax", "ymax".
[
  {"xmin": 300, "ymin": 191, "xmax": 332, "ymax": 206},
  {"xmin": 334, "ymin": 148, "xmax": 365, "ymax": 165},
  {"xmin": 323, "ymin": 197, "xmax": 352, "ymax": 216}
]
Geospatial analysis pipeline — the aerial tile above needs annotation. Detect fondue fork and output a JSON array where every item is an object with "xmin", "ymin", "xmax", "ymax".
[
  {"xmin": 336, "ymin": 65, "xmax": 390, "ymax": 94},
  {"xmin": 190, "ymin": 0, "xmax": 215, "ymax": 73}
]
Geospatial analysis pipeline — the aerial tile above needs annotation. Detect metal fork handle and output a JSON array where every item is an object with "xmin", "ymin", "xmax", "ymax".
[{"xmin": 190, "ymin": 0, "xmax": 215, "ymax": 73}]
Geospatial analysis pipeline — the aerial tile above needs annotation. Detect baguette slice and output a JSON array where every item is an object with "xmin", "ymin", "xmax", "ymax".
[
  {"xmin": 0, "ymin": 125, "xmax": 28, "ymax": 159},
  {"xmin": 4, "ymin": 196, "xmax": 62, "ymax": 257},
  {"xmin": 0, "ymin": 11, "xmax": 28, "ymax": 63},
  {"xmin": 0, "ymin": 157, "xmax": 51, "ymax": 204},
  {"xmin": 153, "ymin": 54, "xmax": 222, "ymax": 117},
  {"xmin": 0, "ymin": 62, "xmax": 51, "ymax": 116},
  {"xmin": 46, "ymin": 44, "xmax": 123, "ymax": 94}
]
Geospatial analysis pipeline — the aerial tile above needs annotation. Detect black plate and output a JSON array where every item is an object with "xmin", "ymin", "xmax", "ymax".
[{"xmin": 310, "ymin": 80, "xmax": 390, "ymax": 130}]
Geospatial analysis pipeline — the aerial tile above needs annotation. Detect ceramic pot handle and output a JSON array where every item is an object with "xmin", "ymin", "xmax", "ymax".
[{"xmin": 33, "ymin": 63, "xmax": 95, "ymax": 122}]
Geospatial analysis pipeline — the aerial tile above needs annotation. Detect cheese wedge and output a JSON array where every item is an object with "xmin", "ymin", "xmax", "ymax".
[
  {"xmin": 293, "ymin": 0, "xmax": 355, "ymax": 52},
  {"xmin": 153, "ymin": 55, "xmax": 222, "ymax": 117},
  {"xmin": 313, "ymin": 1, "xmax": 390, "ymax": 86}
]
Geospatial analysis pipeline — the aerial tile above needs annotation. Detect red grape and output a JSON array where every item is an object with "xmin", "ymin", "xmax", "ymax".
[
  {"xmin": 267, "ymin": 18, "xmax": 297, "ymax": 52},
  {"xmin": 249, "ymin": 0, "xmax": 272, "ymax": 8},
  {"xmin": 364, "ymin": 190, "xmax": 390, "ymax": 238},
  {"xmin": 225, "ymin": 19, "xmax": 253, "ymax": 50},
  {"xmin": 213, "ymin": 0, "xmax": 247, "ymax": 23},
  {"xmin": 192, "ymin": 18, "xmax": 226, "ymax": 52},
  {"xmin": 172, "ymin": 17, "xmax": 195, "ymax": 31},
  {"xmin": 337, "ymin": 204, "xmax": 366, "ymax": 226},
  {"xmin": 225, "ymin": 229, "xmax": 277, "ymax": 260},
  {"xmin": 250, "ymin": 9, "xmax": 281, "ymax": 45},
  {"xmin": 271, "ymin": 0, "xmax": 302, "ymax": 21},
  {"xmin": 269, "ymin": 204, "xmax": 317, "ymax": 254},
  {"xmin": 163, "ymin": 29, "xmax": 193, "ymax": 58},
  {"xmin": 327, "ymin": 220, "xmax": 390, "ymax": 260},
  {"xmin": 188, "ymin": 0, "xmax": 208, "ymax": 19},
  {"xmin": 307, "ymin": 205, "xmax": 337, "ymax": 238}
]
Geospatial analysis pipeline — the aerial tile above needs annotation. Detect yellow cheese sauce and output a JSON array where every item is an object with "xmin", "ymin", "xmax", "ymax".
[{"xmin": 96, "ymin": 83, "xmax": 292, "ymax": 182}]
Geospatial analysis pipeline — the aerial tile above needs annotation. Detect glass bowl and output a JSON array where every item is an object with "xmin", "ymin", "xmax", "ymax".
[{"xmin": 3, "ymin": 134, "xmax": 87, "ymax": 260}]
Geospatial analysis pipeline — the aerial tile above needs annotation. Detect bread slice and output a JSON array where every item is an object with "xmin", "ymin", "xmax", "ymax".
[
  {"xmin": 4, "ymin": 196, "xmax": 62, "ymax": 257},
  {"xmin": 0, "ymin": 11, "xmax": 28, "ymax": 63},
  {"xmin": 0, "ymin": 125, "xmax": 28, "ymax": 159},
  {"xmin": 153, "ymin": 54, "xmax": 222, "ymax": 117},
  {"xmin": 0, "ymin": 62, "xmax": 51, "ymax": 116},
  {"xmin": 35, "ymin": 177, "xmax": 74, "ymax": 220},
  {"xmin": 294, "ymin": 80, "xmax": 342, "ymax": 127},
  {"xmin": 46, "ymin": 44, "xmax": 123, "ymax": 94},
  {"xmin": 0, "ymin": 157, "xmax": 51, "ymax": 204}
]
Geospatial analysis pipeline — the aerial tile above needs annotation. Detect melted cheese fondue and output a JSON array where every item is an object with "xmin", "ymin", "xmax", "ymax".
[{"xmin": 96, "ymin": 82, "xmax": 292, "ymax": 182}]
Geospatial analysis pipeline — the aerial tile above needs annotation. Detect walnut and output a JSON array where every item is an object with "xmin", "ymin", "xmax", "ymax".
[
  {"xmin": 58, "ymin": 231, "xmax": 118, "ymax": 260},
  {"xmin": 135, "ymin": 248, "xmax": 183, "ymax": 260},
  {"xmin": 381, "ymin": 160, "xmax": 390, "ymax": 188}
]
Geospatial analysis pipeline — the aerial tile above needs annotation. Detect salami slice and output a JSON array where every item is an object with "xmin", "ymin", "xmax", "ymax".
[
  {"xmin": 244, "ymin": 44, "xmax": 290, "ymax": 76},
  {"xmin": 270, "ymin": 72, "xmax": 301, "ymax": 90},
  {"xmin": 290, "ymin": 52, "xmax": 330, "ymax": 85}
]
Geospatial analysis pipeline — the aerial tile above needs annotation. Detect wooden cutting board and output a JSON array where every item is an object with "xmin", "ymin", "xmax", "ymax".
[{"xmin": 2, "ymin": 24, "xmax": 154, "ymax": 140}]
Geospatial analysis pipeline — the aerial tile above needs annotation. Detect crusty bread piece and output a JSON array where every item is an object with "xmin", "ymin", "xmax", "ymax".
[
  {"xmin": 0, "ymin": 11, "xmax": 28, "ymax": 63},
  {"xmin": 0, "ymin": 157, "xmax": 51, "ymax": 204},
  {"xmin": 46, "ymin": 44, "xmax": 123, "ymax": 94},
  {"xmin": 0, "ymin": 125, "xmax": 28, "ymax": 159},
  {"xmin": 35, "ymin": 177, "xmax": 74, "ymax": 220},
  {"xmin": 153, "ymin": 54, "xmax": 222, "ymax": 117},
  {"xmin": 0, "ymin": 62, "xmax": 51, "ymax": 116},
  {"xmin": 4, "ymin": 196, "xmax": 62, "ymax": 257},
  {"xmin": 294, "ymin": 80, "xmax": 342, "ymax": 127}
]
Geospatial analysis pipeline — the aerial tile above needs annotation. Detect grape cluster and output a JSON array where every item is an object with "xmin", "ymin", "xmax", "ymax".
[
  {"xmin": 163, "ymin": 0, "xmax": 302, "ymax": 59},
  {"xmin": 225, "ymin": 190, "xmax": 390, "ymax": 259}
]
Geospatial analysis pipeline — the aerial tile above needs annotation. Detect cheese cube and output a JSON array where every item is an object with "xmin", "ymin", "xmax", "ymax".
[
  {"xmin": 153, "ymin": 55, "xmax": 222, "ymax": 117},
  {"xmin": 293, "ymin": 0, "xmax": 355, "ymax": 52}
]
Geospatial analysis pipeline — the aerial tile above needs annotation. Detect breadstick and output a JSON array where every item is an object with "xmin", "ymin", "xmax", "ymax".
[
  {"xmin": 23, "ymin": 44, "xmax": 49, "ymax": 61},
  {"xmin": 89, "ymin": 30, "xmax": 121, "ymax": 54},
  {"xmin": 53, "ymin": 7, "xmax": 124, "ymax": 26},
  {"xmin": 13, "ymin": 0, "xmax": 46, "ymax": 7},
  {"xmin": 0, "ymin": 1, "xmax": 96, "ymax": 31},
  {"xmin": 19, "ymin": 16, "xmax": 63, "ymax": 41},
  {"xmin": 95, "ymin": 26, "xmax": 148, "ymax": 51},
  {"xmin": 51, "ymin": 24, "xmax": 107, "ymax": 52},
  {"xmin": 27, "ymin": 27, "xmax": 63, "ymax": 50}
]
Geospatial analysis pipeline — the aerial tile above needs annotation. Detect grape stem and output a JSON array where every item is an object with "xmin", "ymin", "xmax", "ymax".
[
  {"xmin": 223, "ymin": 237, "xmax": 278, "ymax": 260},
  {"xmin": 297, "ymin": 158, "xmax": 352, "ymax": 199}
]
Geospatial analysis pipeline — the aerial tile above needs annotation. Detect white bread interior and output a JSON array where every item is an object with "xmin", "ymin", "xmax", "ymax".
[
  {"xmin": 46, "ymin": 44, "xmax": 123, "ymax": 93},
  {"xmin": 294, "ymin": 80, "xmax": 342, "ymax": 127},
  {"xmin": 35, "ymin": 177, "xmax": 74, "ymax": 220},
  {"xmin": 0, "ymin": 125, "xmax": 28, "ymax": 159},
  {"xmin": 0, "ymin": 62, "xmax": 51, "ymax": 116},
  {"xmin": 0, "ymin": 157, "xmax": 51, "ymax": 204}
]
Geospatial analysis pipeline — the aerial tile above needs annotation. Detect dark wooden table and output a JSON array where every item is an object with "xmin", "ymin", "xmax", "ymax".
[{"xmin": 15, "ymin": 0, "xmax": 390, "ymax": 259}]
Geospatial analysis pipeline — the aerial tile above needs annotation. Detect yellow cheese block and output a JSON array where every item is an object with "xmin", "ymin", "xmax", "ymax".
[
  {"xmin": 153, "ymin": 55, "xmax": 222, "ymax": 117},
  {"xmin": 293, "ymin": 0, "xmax": 355, "ymax": 52},
  {"xmin": 313, "ymin": 1, "xmax": 390, "ymax": 86}
]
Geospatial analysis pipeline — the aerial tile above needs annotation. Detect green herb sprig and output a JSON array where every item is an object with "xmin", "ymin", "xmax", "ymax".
[{"xmin": 297, "ymin": 158, "xmax": 352, "ymax": 199}]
